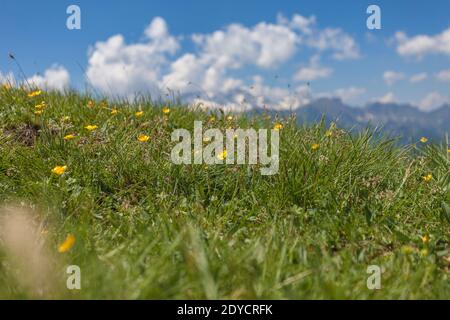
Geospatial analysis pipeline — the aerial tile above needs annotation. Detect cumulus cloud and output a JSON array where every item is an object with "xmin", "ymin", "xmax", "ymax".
[
  {"xmin": 418, "ymin": 92, "xmax": 448, "ymax": 111},
  {"xmin": 409, "ymin": 72, "xmax": 428, "ymax": 83},
  {"xmin": 383, "ymin": 71, "xmax": 405, "ymax": 86},
  {"xmin": 394, "ymin": 28, "xmax": 450, "ymax": 58},
  {"xmin": 86, "ymin": 17, "xmax": 179, "ymax": 98},
  {"xmin": 83, "ymin": 14, "xmax": 358, "ymax": 110},
  {"xmin": 374, "ymin": 92, "xmax": 396, "ymax": 104},
  {"xmin": 435, "ymin": 69, "xmax": 450, "ymax": 82},
  {"xmin": 27, "ymin": 65, "xmax": 70, "ymax": 91},
  {"xmin": 294, "ymin": 55, "xmax": 332, "ymax": 82}
]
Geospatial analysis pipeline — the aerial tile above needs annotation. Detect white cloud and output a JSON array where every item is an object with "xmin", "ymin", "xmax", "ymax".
[
  {"xmin": 409, "ymin": 72, "xmax": 428, "ymax": 83},
  {"xmin": 383, "ymin": 71, "xmax": 405, "ymax": 86},
  {"xmin": 86, "ymin": 17, "xmax": 179, "ymax": 98},
  {"xmin": 435, "ymin": 69, "xmax": 450, "ymax": 82},
  {"xmin": 293, "ymin": 55, "xmax": 332, "ymax": 81},
  {"xmin": 333, "ymin": 87, "xmax": 366, "ymax": 103},
  {"xmin": 27, "ymin": 65, "xmax": 70, "ymax": 91},
  {"xmin": 83, "ymin": 15, "xmax": 359, "ymax": 110},
  {"xmin": 0, "ymin": 71, "xmax": 15, "ymax": 85},
  {"xmin": 418, "ymin": 92, "xmax": 448, "ymax": 111},
  {"xmin": 375, "ymin": 92, "xmax": 396, "ymax": 104},
  {"xmin": 394, "ymin": 28, "xmax": 450, "ymax": 58}
]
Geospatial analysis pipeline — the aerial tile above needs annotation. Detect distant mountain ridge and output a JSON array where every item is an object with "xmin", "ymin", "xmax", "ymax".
[{"xmin": 256, "ymin": 98, "xmax": 449, "ymax": 144}]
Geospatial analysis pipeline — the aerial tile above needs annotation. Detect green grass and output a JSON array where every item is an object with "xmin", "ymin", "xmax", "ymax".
[{"xmin": 0, "ymin": 86, "xmax": 448, "ymax": 299}]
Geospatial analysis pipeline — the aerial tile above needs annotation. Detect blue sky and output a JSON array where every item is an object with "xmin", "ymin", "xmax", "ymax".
[{"xmin": 1, "ymin": 0, "xmax": 450, "ymax": 110}]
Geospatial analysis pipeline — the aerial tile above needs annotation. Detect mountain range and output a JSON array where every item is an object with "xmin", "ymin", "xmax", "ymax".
[{"xmin": 259, "ymin": 98, "xmax": 449, "ymax": 144}]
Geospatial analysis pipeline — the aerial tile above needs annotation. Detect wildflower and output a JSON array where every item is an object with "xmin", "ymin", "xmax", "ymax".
[
  {"xmin": 51, "ymin": 165, "xmax": 67, "ymax": 176},
  {"xmin": 35, "ymin": 101, "xmax": 46, "ymax": 110},
  {"xmin": 2, "ymin": 83, "xmax": 12, "ymax": 90},
  {"xmin": 85, "ymin": 125, "xmax": 98, "ymax": 131},
  {"xmin": 58, "ymin": 234, "xmax": 76, "ymax": 253},
  {"xmin": 111, "ymin": 108, "xmax": 118, "ymax": 115},
  {"xmin": 34, "ymin": 110, "xmax": 43, "ymax": 116},
  {"xmin": 420, "ymin": 248, "xmax": 429, "ymax": 257},
  {"xmin": 137, "ymin": 134, "xmax": 150, "ymax": 142},
  {"xmin": 311, "ymin": 143, "xmax": 320, "ymax": 151},
  {"xmin": 209, "ymin": 116, "xmax": 216, "ymax": 123},
  {"xmin": 64, "ymin": 134, "xmax": 76, "ymax": 141},
  {"xmin": 135, "ymin": 111, "xmax": 144, "ymax": 117},
  {"xmin": 421, "ymin": 234, "xmax": 430, "ymax": 244},
  {"xmin": 28, "ymin": 90, "xmax": 42, "ymax": 97},
  {"xmin": 87, "ymin": 100, "xmax": 94, "ymax": 108},
  {"xmin": 217, "ymin": 149, "xmax": 227, "ymax": 161},
  {"xmin": 273, "ymin": 123, "xmax": 283, "ymax": 130},
  {"xmin": 325, "ymin": 130, "xmax": 333, "ymax": 137},
  {"xmin": 227, "ymin": 116, "xmax": 233, "ymax": 121},
  {"xmin": 422, "ymin": 174, "xmax": 432, "ymax": 182},
  {"xmin": 448, "ymin": 149, "xmax": 450, "ymax": 153},
  {"xmin": 62, "ymin": 116, "xmax": 70, "ymax": 121},
  {"xmin": 420, "ymin": 137, "xmax": 428, "ymax": 143},
  {"xmin": 162, "ymin": 106, "xmax": 170, "ymax": 114}
]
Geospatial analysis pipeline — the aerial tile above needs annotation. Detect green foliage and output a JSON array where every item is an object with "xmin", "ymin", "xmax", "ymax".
[{"xmin": 0, "ymin": 87, "xmax": 448, "ymax": 299}]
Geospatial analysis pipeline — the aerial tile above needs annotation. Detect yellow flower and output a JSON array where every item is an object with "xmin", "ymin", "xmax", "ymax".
[
  {"xmin": 422, "ymin": 174, "xmax": 432, "ymax": 182},
  {"xmin": 111, "ymin": 108, "xmax": 118, "ymax": 115},
  {"xmin": 28, "ymin": 90, "xmax": 42, "ymax": 97},
  {"xmin": 35, "ymin": 101, "xmax": 46, "ymax": 110},
  {"xmin": 137, "ymin": 134, "xmax": 150, "ymax": 142},
  {"xmin": 3, "ymin": 83, "xmax": 12, "ymax": 90},
  {"xmin": 311, "ymin": 143, "xmax": 320, "ymax": 151},
  {"xmin": 209, "ymin": 116, "xmax": 216, "ymax": 123},
  {"xmin": 420, "ymin": 137, "xmax": 428, "ymax": 143},
  {"xmin": 34, "ymin": 110, "xmax": 43, "ymax": 116},
  {"xmin": 51, "ymin": 165, "xmax": 67, "ymax": 176},
  {"xmin": 227, "ymin": 116, "xmax": 233, "ymax": 121},
  {"xmin": 273, "ymin": 123, "xmax": 283, "ymax": 130},
  {"xmin": 64, "ymin": 134, "xmax": 76, "ymax": 141},
  {"xmin": 325, "ymin": 130, "xmax": 333, "ymax": 137},
  {"xmin": 421, "ymin": 234, "xmax": 430, "ymax": 244},
  {"xmin": 162, "ymin": 106, "xmax": 170, "ymax": 114},
  {"xmin": 217, "ymin": 149, "xmax": 227, "ymax": 161},
  {"xmin": 62, "ymin": 116, "xmax": 70, "ymax": 121},
  {"xmin": 420, "ymin": 248, "xmax": 429, "ymax": 257},
  {"xmin": 58, "ymin": 234, "xmax": 76, "ymax": 253},
  {"xmin": 87, "ymin": 100, "xmax": 94, "ymax": 108},
  {"xmin": 135, "ymin": 111, "xmax": 144, "ymax": 117},
  {"xmin": 85, "ymin": 125, "xmax": 98, "ymax": 131},
  {"xmin": 447, "ymin": 148, "xmax": 450, "ymax": 153}
]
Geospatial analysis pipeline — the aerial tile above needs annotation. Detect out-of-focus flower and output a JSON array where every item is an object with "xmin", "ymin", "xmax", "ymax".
[
  {"xmin": 420, "ymin": 137, "xmax": 428, "ymax": 143},
  {"xmin": 58, "ymin": 234, "xmax": 76, "ymax": 253},
  {"xmin": 137, "ymin": 134, "xmax": 150, "ymax": 142},
  {"xmin": 85, "ymin": 125, "xmax": 98, "ymax": 131},
  {"xmin": 28, "ymin": 90, "xmax": 42, "ymax": 97},
  {"xmin": 135, "ymin": 111, "xmax": 144, "ymax": 117},
  {"xmin": 51, "ymin": 165, "xmax": 67, "ymax": 176},
  {"xmin": 422, "ymin": 174, "xmax": 432, "ymax": 182},
  {"xmin": 162, "ymin": 107, "xmax": 170, "ymax": 114},
  {"xmin": 273, "ymin": 123, "xmax": 283, "ymax": 130},
  {"xmin": 217, "ymin": 150, "xmax": 227, "ymax": 161}
]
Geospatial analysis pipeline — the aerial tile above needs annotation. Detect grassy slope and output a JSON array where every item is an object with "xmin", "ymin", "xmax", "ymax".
[{"xmin": 0, "ymin": 87, "xmax": 448, "ymax": 299}]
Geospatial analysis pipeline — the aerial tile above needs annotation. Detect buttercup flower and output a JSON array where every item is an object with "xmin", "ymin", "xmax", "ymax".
[
  {"xmin": 325, "ymin": 130, "xmax": 333, "ymax": 137},
  {"xmin": 111, "ymin": 108, "xmax": 118, "ymax": 115},
  {"xmin": 217, "ymin": 150, "xmax": 227, "ymax": 161},
  {"xmin": 135, "ymin": 111, "xmax": 144, "ymax": 117},
  {"xmin": 34, "ymin": 110, "xmax": 43, "ymax": 116},
  {"xmin": 311, "ymin": 143, "xmax": 320, "ymax": 151},
  {"xmin": 51, "ymin": 165, "xmax": 67, "ymax": 176},
  {"xmin": 273, "ymin": 123, "xmax": 283, "ymax": 130},
  {"xmin": 137, "ymin": 134, "xmax": 150, "ymax": 142},
  {"xmin": 162, "ymin": 107, "xmax": 170, "ymax": 114},
  {"xmin": 35, "ymin": 101, "xmax": 46, "ymax": 110},
  {"xmin": 422, "ymin": 174, "xmax": 432, "ymax": 182},
  {"xmin": 87, "ymin": 100, "xmax": 94, "ymax": 108},
  {"xmin": 420, "ymin": 137, "xmax": 428, "ymax": 143},
  {"xmin": 227, "ymin": 116, "xmax": 233, "ymax": 121},
  {"xmin": 62, "ymin": 116, "xmax": 70, "ymax": 121},
  {"xmin": 58, "ymin": 234, "xmax": 76, "ymax": 253},
  {"xmin": 64, "ymin": 134, "xmax": 76, "ymax": 141},
  {"xmin": 421, "ymin": 234, "xmax": 430, "ymax": 244},
  {"xmin": 85, "ymin": 125, "xmax": 98, "ymax": 131},
  {"xmin": 28, "ymin": 90, "xmax": 42, "ymax": 97}
]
